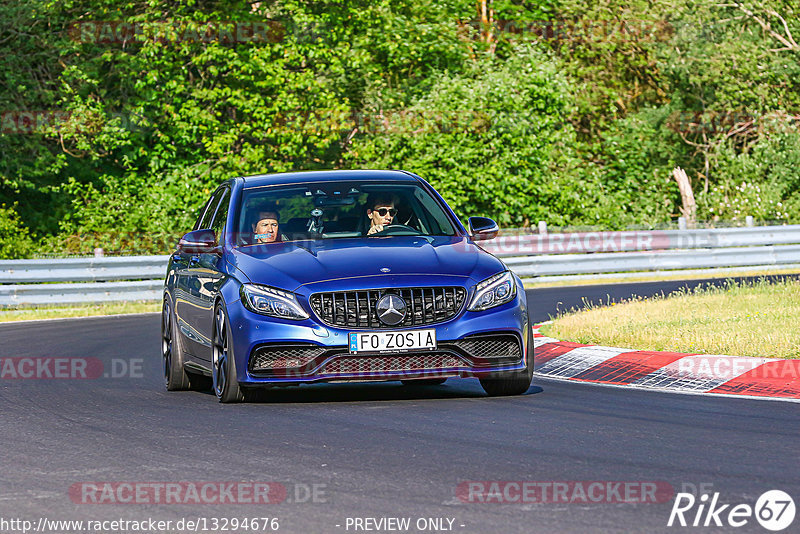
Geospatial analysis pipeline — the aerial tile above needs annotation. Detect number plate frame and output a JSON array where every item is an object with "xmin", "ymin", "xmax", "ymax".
[{"xmin": 348, "ymin": 329, "xmax": 437, "ymax": 354}]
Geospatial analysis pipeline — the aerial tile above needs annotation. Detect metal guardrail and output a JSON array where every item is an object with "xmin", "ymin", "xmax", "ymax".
[
  {"xmin": 0, "ymin": 254, "xmax": 169, "ymax": 307},
  {"xmin": 0, "ymin": 255, "xmax": 169, "ymax": 283},
  {"xmin": 0, "ymin": 280, "xmax": 164, "ymax": 307},
  {"xmin": 2, "ymin": 224, "xmax": 800, "ymax": 307},
  {"xmin": 502, "ymin": 244, "xmax": 800, "ymax": 277},
  {"xmin": 481, "ymin": 224, "xmax": 800, "ymax": 256}
]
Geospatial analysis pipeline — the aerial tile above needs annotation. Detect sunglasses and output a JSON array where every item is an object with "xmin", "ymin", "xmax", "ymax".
[{"xmin": 374, "ymin": 208, "xmax": 397, "ymax": 217}]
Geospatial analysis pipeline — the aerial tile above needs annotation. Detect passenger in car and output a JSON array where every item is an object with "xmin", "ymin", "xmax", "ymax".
[{"xmin": 252, "ymin": 210, "xmax": 281, "ymax": 243}]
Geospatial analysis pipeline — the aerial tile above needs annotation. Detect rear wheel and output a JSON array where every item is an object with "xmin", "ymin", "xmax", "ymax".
[
  {"xmin": 212, "ymin": 303, "xmax": 250, "ymax": 403},
  {"xmin": 162, "ymin": 297, "xmax": 191, "ymax": 391},
  {"xmin": 479, "ymin": 325, "xmax": 534, "ymax": 396}
]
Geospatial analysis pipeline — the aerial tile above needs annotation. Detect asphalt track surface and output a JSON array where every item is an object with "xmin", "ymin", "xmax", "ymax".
[{"xmin": 1, "ymin": 278, "xmax": 798, "ymax": 534}]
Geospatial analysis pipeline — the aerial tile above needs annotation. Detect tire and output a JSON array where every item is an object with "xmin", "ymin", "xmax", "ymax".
[
  {"xmin": 212, "ymin": 302, "xmax": 252, "ymax": 403},
  {"xmin": 479, "ymin": 325, "xmax": 534, "ymax": 397},
  {"xmin": 162, "ymin": 296, "xmax": 191, "ymax": 391},
  {"xmin": 401, "ymin": 378, "xmax": 447, "ymax": 386}
]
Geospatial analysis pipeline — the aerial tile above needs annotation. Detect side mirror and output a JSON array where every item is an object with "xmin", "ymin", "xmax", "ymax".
[
  {"xmin": 468, "ymin": 217, "xmax": 499, "ymax": 241},
  {"xmin": 177, "ymin": 229, "xmax": 219, "ymax": 254}
]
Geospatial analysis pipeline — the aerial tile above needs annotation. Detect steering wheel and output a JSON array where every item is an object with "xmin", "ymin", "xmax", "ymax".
[{"xmin": 370, "ymin": 224, "xmax": 421, "ymax": 236}]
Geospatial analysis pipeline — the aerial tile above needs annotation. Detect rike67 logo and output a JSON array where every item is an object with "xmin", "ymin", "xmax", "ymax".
[{"xmin": 668, "ymin": 490, "xmax": 795, "ymax": 531}]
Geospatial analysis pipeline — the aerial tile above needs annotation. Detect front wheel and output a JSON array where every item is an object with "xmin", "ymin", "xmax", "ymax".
[
  {"xmin": 212, "ymin": 303, "xmax": 250, "ymax": 403},
  {"xmin": 479, "ymin": 326, "xmax": 534, "ymax": 396}
]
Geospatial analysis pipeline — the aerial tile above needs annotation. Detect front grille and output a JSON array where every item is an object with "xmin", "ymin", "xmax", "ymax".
[
  {"xmin": 309, "ymin": 287, "xmax": 466, "ymax": 329},
  {"xmin": 249, "ymin": 344, "xmax": 328, "ymax": 373},
  {"xmin": 453, "ymin": 334, "xmax": 522, "ymax": 360},
  {"xmin": 319, "ymin": 353, "xmax": 466, "ymax": 376}
]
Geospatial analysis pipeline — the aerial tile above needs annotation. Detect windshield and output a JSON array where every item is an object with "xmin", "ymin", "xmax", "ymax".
[{"xmin": 234, "ymin": 181, "xmax": 457, "ymax": 246}]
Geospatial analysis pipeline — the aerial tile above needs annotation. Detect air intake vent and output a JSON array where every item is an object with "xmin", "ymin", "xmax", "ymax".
[
  {"xmin": 319, "ymin": 353, "xmax": 466, "ymax": 375},
  {"xmin": 309, "ymin": 287, "xmax": 466, "ymax": 329},
  {"xmin": 249, "ymin": 344, "xmax": 327, "ymax": 373}
]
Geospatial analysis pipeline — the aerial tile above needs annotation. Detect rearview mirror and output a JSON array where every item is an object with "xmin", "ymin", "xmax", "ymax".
[
  {"xmin": 468, "ymin": 217, "xmax": 499, "ymax": 241},
  {"xmin": 177, "ymin": 229, "xmax": 219, "ymax": 254},
  {"xmin": 314, "ymin": 196, "xmax": 356, "ymax": 207}
]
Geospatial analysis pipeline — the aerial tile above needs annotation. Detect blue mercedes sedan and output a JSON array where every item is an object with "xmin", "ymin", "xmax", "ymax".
[{"xmin": 161, "ymin": 170, "xmax": 533, "ymax": 402}]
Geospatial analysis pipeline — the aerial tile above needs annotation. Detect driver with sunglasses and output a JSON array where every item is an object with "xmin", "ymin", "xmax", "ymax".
[{"xmin": 366, "ymin": 193, "xmax": 400, "ymax": 235}]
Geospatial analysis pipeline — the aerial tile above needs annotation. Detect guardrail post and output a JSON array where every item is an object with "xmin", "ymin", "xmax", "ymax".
[
  {"xmin": 678, "ymin": 217, "xmax": 687, "ymax": 231},
  {"xmin": 746, "ymin": 216, "xmax": 754, "ymax": 227},
  {"xmin": 537, "ymin": 221, "xmax": 547, "ymax": 235}
]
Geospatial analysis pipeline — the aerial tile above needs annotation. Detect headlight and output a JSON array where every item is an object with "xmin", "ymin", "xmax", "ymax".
[
  {"xmin": 240, "ymin": 284, "xmax": 309, "ymax": 320},
  {"xmin": 468, "ymin": 271, "xmax": 516, "ymax": 312}
]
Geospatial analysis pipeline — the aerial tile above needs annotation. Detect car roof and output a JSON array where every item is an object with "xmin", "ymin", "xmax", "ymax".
[{"xmin": 241, "ymin": 169, "xmax": 419, "ymax": 188}]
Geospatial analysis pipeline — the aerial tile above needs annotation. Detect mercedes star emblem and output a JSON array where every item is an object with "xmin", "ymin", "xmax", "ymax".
[{"xmin": 376, "ymin": 294, "xmax": 407, "ymax": 326}]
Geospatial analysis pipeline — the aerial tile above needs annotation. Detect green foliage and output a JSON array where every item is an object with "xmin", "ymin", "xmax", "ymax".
[
  {"xmin": 347, "ymin": 46, "xmax": 587, "ymax": 226},
  {"xmin": 0, "ymin": 0, "xmax": 75, "ymax": 235},
  {"xmin": 0, "ymin": 204, "xmax": 35, "ymax": 259},
  {"xmin": 586, "ymin": 106, "xmax": 688, "ymax": 226},
  {"xmin": 6, "ymin": 0, "xmax": 483, "ymax": 253},
  {"xmin": 698, "ymin": 129, "xmax": 800, "ymax": 223},
  {"xmin": 2, "ymin": 0, "xmax": 800, "ymax": 257}
]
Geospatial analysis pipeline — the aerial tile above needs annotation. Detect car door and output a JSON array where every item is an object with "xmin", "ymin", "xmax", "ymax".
[
  {"xmin": 187, "ymin": 186, "xmax": 231, "ymax": 363},
  {"xmin": 175, "ymin": 188, "xmax": 224, "ymax": 360}
]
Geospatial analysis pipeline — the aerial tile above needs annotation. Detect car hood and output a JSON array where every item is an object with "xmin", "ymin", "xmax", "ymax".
[{"xmin": 228, "ymin": 236, "xmax": 505, "ymax": 292}]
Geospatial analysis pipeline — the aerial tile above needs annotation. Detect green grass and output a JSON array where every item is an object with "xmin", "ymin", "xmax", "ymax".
[
  {"xmin": 0, "ymin": 301, "xmax": 160, "ymax": 322},
  {"xmin": 540, "ymin": 278, "xmax": 800, "ymax": 359}
]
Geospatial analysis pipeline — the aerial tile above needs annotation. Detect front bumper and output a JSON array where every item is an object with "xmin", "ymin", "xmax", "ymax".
[{"xmin": 226, "ymin": 287, "xmax": 529, "ymax": 386}]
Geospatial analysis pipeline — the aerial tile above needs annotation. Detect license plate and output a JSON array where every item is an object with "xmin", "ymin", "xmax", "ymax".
[{"xmin": 348, "ymin": 329, "xmax": 437, "ymax": 354}]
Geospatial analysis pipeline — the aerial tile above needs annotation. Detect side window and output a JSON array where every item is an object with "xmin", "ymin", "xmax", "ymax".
[
  {"xmin": 210, "ymin": 188, "xmax": 231, "ymax": 238},
  {"xmin": 414, "ymin": 188, "xmax": 455, "ymax": 235},
  {"xmin": 194, "ymin": 195, "xmax": 215, "ymax": 230},
  {"xmin": 197, "ymin": 189, "xmax": 224, "ymax": 230}
]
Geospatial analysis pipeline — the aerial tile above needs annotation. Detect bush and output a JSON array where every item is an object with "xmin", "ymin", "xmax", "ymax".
[
  {"xmin": 47, "ymin": 174, "xmax": 201, "ymax": 255},
  {"xmin": 584, "ymin": 106, "xmax": 688, "ymax": 227},
  {"xmin": 346, "ymin": 45, "xmax": 590, "ymax": 227},
  {"xmin": 698, "ymin": 130, "xmax": 800, "ymax": 223},
  {"xmin": 0, "ymin": 204, "xmax": 35, "ymax": 259}
]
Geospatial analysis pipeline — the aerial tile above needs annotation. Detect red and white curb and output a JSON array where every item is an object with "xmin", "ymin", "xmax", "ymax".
[{"xmin": 532, "ymin": 324, "xmax": 800, "ymax": 402}]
